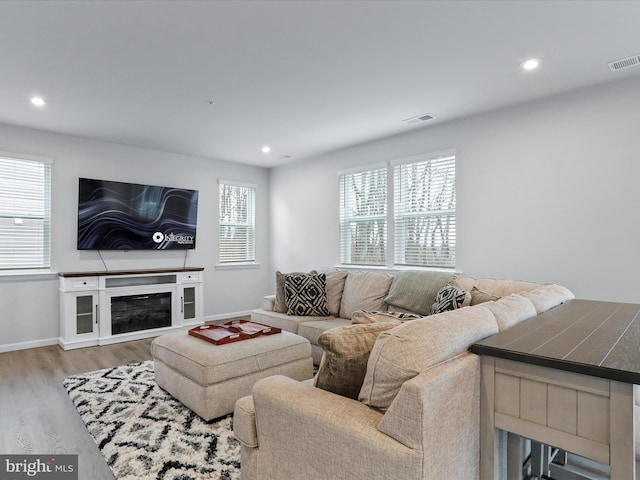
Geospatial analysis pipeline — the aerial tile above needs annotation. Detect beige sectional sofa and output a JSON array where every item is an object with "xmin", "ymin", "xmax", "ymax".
[
  {"xmin": 251, "ymin": 269, "xmax": 459, "ymax": 364},
  {"xmin": 251, "ymin": 268, "xmax": 571, "ymax": 364},
  {"xmin": 236, "ymin": 270, "xmax": 575, "ymax": 480}
]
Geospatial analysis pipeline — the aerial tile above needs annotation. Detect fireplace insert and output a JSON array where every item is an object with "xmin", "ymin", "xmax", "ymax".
[{"xmin": 111, "ymin": 292, "xmax": 172, "ymax": 335}]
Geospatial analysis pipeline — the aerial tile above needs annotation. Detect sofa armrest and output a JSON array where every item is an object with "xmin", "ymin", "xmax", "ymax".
[
  {"xmin": 249, "ymin": 375, "xmax": 423, "ymax": 480},
  {"xmin": 234, "ymin": 395, "xmax": 257, "ymax": 448},
  {"xmin": 261, "ymin": 295, "xmax": 276, "ymax": 311},
  {"xmin": 378, "ymin": 352, "xmax": 481, "ymax": 477}
]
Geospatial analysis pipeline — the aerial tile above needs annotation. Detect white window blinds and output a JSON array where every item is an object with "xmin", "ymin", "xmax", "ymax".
[
  {"xmin": 339, "ymin": 166, "xmax": 387, "ymax": 266},
  {"xmin": 219, "ymin": 181, "xmax": 256, "ymax": 263},
  {"xmin": 338, "ymin": 152, "xmax": 456, "ymax": 269},
  {"xmin": 394, "ymin": 154, "xmax": 456, "ymax": 268},
  {"xmin": 0, "ymin": 153, "xmax": 52, "ymax": 270}
]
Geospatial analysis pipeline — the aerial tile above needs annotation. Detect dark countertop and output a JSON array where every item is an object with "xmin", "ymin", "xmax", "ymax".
[{"xmin": 471, "ymin": 299, "xmax": 640, "ymax": 385}]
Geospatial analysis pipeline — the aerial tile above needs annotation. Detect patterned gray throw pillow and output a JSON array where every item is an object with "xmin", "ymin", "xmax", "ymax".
[
  {"xmin": 429, "ymin": 285, "xmax": 470, "ymax": 315},
  {"xmin": 285, "ymin": 272, "xmax": 330, "ymax": 316}
]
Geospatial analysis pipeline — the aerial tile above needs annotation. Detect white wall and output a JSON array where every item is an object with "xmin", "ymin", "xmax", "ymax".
[
  {"xmin": 270, "ymin": 75, "xmax": 640, "ymax": 303},
  {"xmin": 0, "ymin": 123, "xmax": 271, "ymax": 350},
  {"xmin": 4, "ymin": 73, "xmax": 640, "ymax": 351}
]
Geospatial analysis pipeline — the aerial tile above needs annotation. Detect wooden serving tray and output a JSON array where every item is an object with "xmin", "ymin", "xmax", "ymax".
[{"xmin": 188, "ymin": 320, "xmax": 281, "ymax": 345}]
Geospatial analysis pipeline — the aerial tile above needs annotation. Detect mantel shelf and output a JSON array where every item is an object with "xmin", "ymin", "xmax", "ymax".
[{"xmin": 59, "ymin": 267, "xmax": 204, "ymax": 278}]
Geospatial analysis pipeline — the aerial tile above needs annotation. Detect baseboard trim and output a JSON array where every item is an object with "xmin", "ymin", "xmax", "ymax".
[
  {"xmin": 0, "ymin": 311, "xmax": 254, "ymax": 353},
  {"xmin": 203, "ymin": 310, "xmax": 253, "ymax": 324},
  {"xmin": 0, "ymin": 337, "xmax": 59, "ymax": 354}
]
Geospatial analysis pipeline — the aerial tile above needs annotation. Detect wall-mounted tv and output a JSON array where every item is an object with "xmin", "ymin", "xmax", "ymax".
[{"xmin": 77, "ymin": 178, "xmax": 198, "ymax": 250}]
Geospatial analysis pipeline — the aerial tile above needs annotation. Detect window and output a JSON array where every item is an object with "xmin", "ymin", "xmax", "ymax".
[
  {"xmin": 338, "ymin": 151, "xmax": 456, "ymax": 269},
  {"xmin": 393, "ymin": 154, "xmax": 456, "ymax": 268},
  {"xmin": 339, "ymin": 165, "xmax": 387, "ymax": 266},
  {"xmin": 0, "ymin": 152, "xmax": 52, "ymax": 270},
  {"xmin": 218, "ymin": 180, "xmax": 256, "ymax": 263}
]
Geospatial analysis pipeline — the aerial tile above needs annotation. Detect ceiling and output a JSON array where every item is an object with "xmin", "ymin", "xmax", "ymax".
[{"xmin": 1, "ymin": 1, "xmax": 640, "ymax": 168}]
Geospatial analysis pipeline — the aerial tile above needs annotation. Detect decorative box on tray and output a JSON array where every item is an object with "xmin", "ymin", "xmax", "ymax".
[{"xmin": 188, "ymin": 320, "xmax": 281, "ymax": 345}]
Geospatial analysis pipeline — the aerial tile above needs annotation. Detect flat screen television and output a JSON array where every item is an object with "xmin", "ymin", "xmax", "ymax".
[{"xmin": 77, "ymin": 178, "xmax": 198, "ymax": 250}]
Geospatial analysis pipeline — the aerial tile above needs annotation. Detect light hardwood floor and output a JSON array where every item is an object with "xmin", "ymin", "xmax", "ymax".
[{"xmin": 0, "ymin": 338, "xmax": 155, "ymax": 480}]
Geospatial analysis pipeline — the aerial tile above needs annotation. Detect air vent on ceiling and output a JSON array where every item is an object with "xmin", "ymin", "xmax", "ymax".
[
  {"xmin": 608, "ymin": 54, "xmax": 640, "ymax": 72},
  {"xmin": 402, "ymin": 113, "xmax": 435, "ymax": 125}
]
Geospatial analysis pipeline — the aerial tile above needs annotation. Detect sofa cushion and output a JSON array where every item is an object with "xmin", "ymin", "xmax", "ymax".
[
  {"xmin": 470, "ymin": 286, "xmax": 499, "ymax": 305},
  {"xmin": 339, "ymin": 271, "xmax": 394, "ymax": 319},
  {"xmin": 285, "ymin": 272, "xmax": 330, "ymax": 316},
  {"xmin": 359, "ymin": 305, "xmax": 499, "ymax": 411},
  {"xmin": 325, "ymin": 270, "xmax": 349, "ymax": 316},
  {"xmin": 479, "ymin": 294, "xmax": 537, "ymax": 332},
  {"xmin": 384, "ymin": 270, "xmax": 456, "ymax": 315},
  {"xmin": 251, "ymin": 309, "xmax": 335, "ymax": 335},
  {"xmin": 429, "ymin": 285, "xmax": 471, "ymax": 315},
  {"xmin": 298, "ymin": 318, "xmax": 352, "ymax": 346},
  {"xmin": 352, "ymin": 310, "xmax": 421, "ymax": 325},
  {"xmin": 315, "ymin": 322, "xmax": 398, "ymax": 399},
  {"xmin": 520, "ymin": 284, "xmax": 575, "ymax": 314}
]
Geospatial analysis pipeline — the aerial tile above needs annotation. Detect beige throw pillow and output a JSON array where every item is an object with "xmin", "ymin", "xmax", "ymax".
[
  {"xmin": 315, "ymin": 322, "xmax": 398, "ymax": 399},
  {"xmin": 470, "ymin": 286, "xmax": 499, "ymax": 305}
]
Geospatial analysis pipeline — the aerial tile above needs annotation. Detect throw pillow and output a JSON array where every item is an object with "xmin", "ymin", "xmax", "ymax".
[
  {"xmin": 314, "ymin": 322, "xmax": 399, "ymax": 399},
  {"xmin": 352, "ymin": 310, "xmax": 421, "ymax": 325},
  {"xmin": 274, "ymin": 271, "xmax": 288, "ymax": 313},
  {"xmin": 358, "ymin": 305, "xmax": 499, "ymax": 411},
  {"xmin": 383, "ymin": 270, "xmax": 456, "ymax": 315},
  {"xmin": 284, "ymin": 272, "xmax": 330, "ymax": 316},
  {"xmin": 470, "ymin": 286, "xmax": 499, "ymax": 305},
  {"xmin": 274, "ymin": 270, "xmax": 316, "ymax": 313},
  {"xmin": 428, "ymin": 285, "xmax": 471, "ymax": 315}
]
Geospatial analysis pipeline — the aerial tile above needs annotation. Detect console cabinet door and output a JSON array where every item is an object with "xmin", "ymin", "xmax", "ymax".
[
  {"xmin": 61, "ymin": 291, "xmax": 100, "ymax": 346},
  {"xmin": 178, "ymin": 284, "xmax": 203, "ymax": 325}
]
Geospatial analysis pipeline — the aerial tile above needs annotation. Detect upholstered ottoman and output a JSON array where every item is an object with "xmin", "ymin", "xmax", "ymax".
[{"xmin": 151, "ymin": 330, "xmax": 313, "ymax": 420}]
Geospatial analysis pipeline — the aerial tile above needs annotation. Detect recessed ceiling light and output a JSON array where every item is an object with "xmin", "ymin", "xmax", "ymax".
[
  {"xmin": 261, "ymin": 146, "xmax": 271, "ymax": 154},
  {"xmin": 30, "ymin": 96, "xmax": 46, "ymax": 107},
  {"xmin": 521, "ymin": 58, "xmax": 540, "ymax": 71}
]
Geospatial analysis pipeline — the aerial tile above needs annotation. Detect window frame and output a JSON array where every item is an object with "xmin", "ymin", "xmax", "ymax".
[
  {"xmin": 0, "ymin": 151, "xmax": 52, "ymax": 272},
  {"xmin": 338, "ymin": 163, "xmax": 388, "ymax": 267},
  {"xmin": 338, "ymin": 150, "xmax": 456, "ymax": 270},
  {"xmin": 218, "ymin": 179, "xmax": 256, "ymax": 265},
  {"xmin": 392, "ymin": 152, "xmax": 456, "ymax": 268}
]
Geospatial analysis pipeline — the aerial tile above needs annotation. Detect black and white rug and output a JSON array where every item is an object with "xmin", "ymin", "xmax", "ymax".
[{"xmin": 63, "ymin": 361, "xmax": 241, "ymax": 480}]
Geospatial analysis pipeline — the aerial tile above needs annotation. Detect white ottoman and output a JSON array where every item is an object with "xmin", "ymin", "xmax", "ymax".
[{"xmin": 151, "ymin": 330, "xmax": 313, "ymax": 420}]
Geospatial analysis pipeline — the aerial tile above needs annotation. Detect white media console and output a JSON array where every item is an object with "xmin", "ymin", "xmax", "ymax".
[{"xmin": 58, "ymin": 267, "xmax": 204, "ymax": 350}]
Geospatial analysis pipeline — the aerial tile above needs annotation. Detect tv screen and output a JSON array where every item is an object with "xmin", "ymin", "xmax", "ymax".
[{"xmin": 77, "ymin": 178, "xmax": 198, "ymax": 250}]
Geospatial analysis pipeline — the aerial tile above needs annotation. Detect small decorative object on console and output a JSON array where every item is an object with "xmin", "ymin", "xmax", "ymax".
[{"xmin": 188, "ymin": 320, "xmax": 281, "ymax": 345}]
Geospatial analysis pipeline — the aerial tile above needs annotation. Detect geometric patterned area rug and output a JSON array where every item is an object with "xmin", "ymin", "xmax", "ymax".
[{"xmin": 63, "ymin": 361, "xmax": 240, "ymax": 480}]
